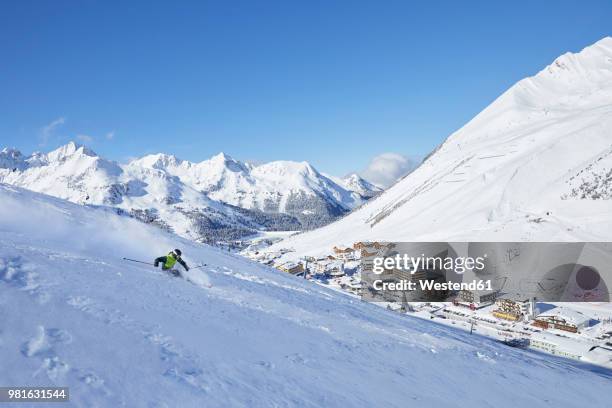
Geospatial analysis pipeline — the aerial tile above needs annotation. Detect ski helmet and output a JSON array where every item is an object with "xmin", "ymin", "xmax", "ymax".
[{"xmin": 174, "ymin": 249, "xmax": 182, "ymax": 256}]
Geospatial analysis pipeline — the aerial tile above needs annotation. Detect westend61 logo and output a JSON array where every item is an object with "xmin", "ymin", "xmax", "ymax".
[
  {"xmin": 359, "ymin": 242, "xmax": 612, "ymax": 303},
  {"xmin": 373, "ymin": 253, "xmax": 487, "ymax": 275}
]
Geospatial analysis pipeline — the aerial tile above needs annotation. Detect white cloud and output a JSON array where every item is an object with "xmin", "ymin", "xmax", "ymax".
[
  {"xmin": 39, "ymin": 117, "xmax": 65, "ymax": 146},
  {"xmin": 76, "ymin": 134, "xmax": 94, "ymax": 144},
  {"xmin": 105, "ymin": 131, "xmax": 115, "ymax": 140},
  {"xmin": 359, "ymin": 152, "xmax": 417, "ymax": 188}
]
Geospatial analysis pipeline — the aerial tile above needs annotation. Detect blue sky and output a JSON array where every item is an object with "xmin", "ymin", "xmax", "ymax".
[{"xmin": 1, "ymin": 0, "xmax": 611, "ymax": 176}]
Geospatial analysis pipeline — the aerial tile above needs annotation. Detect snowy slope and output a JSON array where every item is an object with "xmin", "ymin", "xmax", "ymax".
[
  {"xmin": 1, "ymin": 183, "xmax": 610, "ymax": 407},
  {"xmin": 268, "ymin": 37, "xmax": 612, "ymax": 260},
  {"xmin": 0, "ymin": 145, "xmax": 380, "ymax": 240}
]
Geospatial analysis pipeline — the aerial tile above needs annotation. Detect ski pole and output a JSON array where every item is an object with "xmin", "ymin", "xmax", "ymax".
[
  {"xmin": 122, "ymin": 257, "xmax": 154, "ymax": 266},
  {"xmin": 191, "ymin": 263, "xmax": 208, "ymax": 270}
]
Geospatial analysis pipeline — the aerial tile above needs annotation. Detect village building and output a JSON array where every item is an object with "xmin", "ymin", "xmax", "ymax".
[
  {"xmin": 526, "ymin": 332, "xmax": 612, "ymax": 366},
  {"xmin": 333, "ymin": 246, "xmax": 356, "ymax": 260},
  {"xmin": 454, "ymin": 289, "xmax": 498, "ymax": 310},
  {"xmin": 353, "ymin": 242, "xmax": 395, "ymax": 251},
  {"xmin": 533, "ymin": 307, "xmax": 590, "ymax": 333},
  {"xmin": 277, "ymin": 262, "xmax": 304, "ymax": 275},
  {"xmin": 353, "ymin": 242, "xmax": 368, "ymax": 250},
  {"xmin": 492, "ymin": 298, "xmax": 536, "ymax": 322},
  {"xmin": 314, "ymin": 259, "xmax": 345, "ymax": 276},
  {"xmin": 529, "ymin": 335, "xmax": 584, "ymax": 361},
  {"xmin": 360, "ymin": 247, "xmax": 395, "ymax": 274},
  {"xmin": 360, "ymin": 249, "xmax": 380, "ymax": 259},
  {"xmin": 393, "ymin": 268, "xmax": 427, "ymax": 282}
]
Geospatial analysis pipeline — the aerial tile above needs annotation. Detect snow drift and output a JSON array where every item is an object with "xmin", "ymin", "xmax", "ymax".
[{"xmin": 0, "ymin": 183, "xmax": 610, "ymax": 407}]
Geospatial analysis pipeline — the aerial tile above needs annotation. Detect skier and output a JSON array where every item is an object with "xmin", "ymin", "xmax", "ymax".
[{"xmin": 154, "ymin": 249, "xmax": 190, "ymax": 277}]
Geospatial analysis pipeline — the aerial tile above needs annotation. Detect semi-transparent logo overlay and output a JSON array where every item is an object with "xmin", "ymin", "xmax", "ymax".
[{"xmin": 359, "ymin": 242, "xmax": 612, "ymax": 303}]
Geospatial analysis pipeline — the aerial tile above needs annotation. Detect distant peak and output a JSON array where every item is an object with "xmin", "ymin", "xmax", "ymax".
[
  {"xmin": 1, "ymin": 147, "xmax": 23, "ymax": 156},
  {"xmin": 282, "ymin": 160, "xmax": 319, "ymax": 176},
  {"xmin": 343, "ymin": 173, "xmax": 361, "ymax": 182},
  {"xmin": 341, "ymin": 173, "xmax": 382, "ymax": 192},
  {"xmin": 252, "ymin": 160, "xmax": 321, "ymax": 179},
  {"xmin": 539, "ymin": 36, "xmax": 612, "ymax": 78},
  {"xmin": 47, "ymin": 141, "xmax": 97, "ymax": 161},
  {"xmin": 210, "ymin": 152, "xmax": 234, "ymax": 163},
  {"xmin": 63, "ymin": 141, "xmax": 79, "ymax": 151},
  {"xmin": 133, "ymin": 153, "xmax": 181, "ymax": 169},
  {"xmin": 150, "ymin": 152, "xmax": 179, "ymax": 160},
  {"xmin": 206, "ymin": 152, "xmax": 249, "ymax": 173},
  {"xmin": 0, "ymin": 147, "xmax": 26, "ymax": 170},
  {"xmin": 300, "ymin": 161, "xmax": 316, "ymax": 172}
]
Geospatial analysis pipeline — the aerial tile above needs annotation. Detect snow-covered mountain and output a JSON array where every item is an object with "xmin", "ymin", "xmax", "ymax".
[
  {"xmin": 129, "ymin": 152, "xmax": 379, "ymax": 227},
  {"xmin": 1, "ymin": 183, "xmax": 610, "ymax": 407},
  {"xmin": 0, "ymin": 144, "xmax": 380, "ymax": 241},
  {"xmin": 0, "ymin": 148, "xmax": 27, "ymax": 171},
  {"xmin": 268, "ymin": 37, "xmax": 612, "ymax": 260},
  {"xmin": 328, "ymin": 173, "xmax": 383, "ymax": 200},
  {"xmin": 0, "ymin": 143, "xmax": 268, "ymax": 242}
]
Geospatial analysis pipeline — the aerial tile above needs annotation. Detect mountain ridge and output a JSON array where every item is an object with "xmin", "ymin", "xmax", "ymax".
[
  {"xmin": 265, "ymin": 37, "xmax": 612, "ymax": 261},
  {"xmin": 0, "ymin": 143, "xmax": 381, "ymax": 242}
]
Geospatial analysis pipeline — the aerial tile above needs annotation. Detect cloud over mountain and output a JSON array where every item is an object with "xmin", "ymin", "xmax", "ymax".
[{"xmin": 360, "ymin": 152, "xmax": 418, "ymax": 188}]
